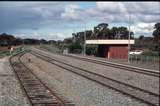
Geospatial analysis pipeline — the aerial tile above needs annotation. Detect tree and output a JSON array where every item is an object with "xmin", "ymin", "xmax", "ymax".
[
  {"xmin": 23, "ymin": 38, "xmax": 40, "ymax": 45},
  {"xmin": 93, "ymin": 23, "xmax": 109, "ymax": 39},
  {"xmin": 48, "ymin": 40, "xmax": 56, "ymax": 45},
  {"xmin": 0, "ymin": 33, "xmax": 16, "ymax": 46},
  {"xmin": 68, "ymin": 42, "xmax": 82, "ymax": 54},
  {"xmin": 153, "ymin": 23, "xmax": 160, "ymax": 43},
  {"xmin": 40, "ymin": 39, "xmax": 48, "ymax": 44},
  {"xmin": 138, "ymin": 35, "xmax": 145, "ymax": 46},
  {"xmin": 85, "ymin": 30, "xmax": 92, "ymax": 40},
  {"xmin": 71, "ymin": 23, "xmax": 134, "ymax": 43},
  {"xmin": 139, "ymin": 35, "xmax": 144, "ymax": 40},
  {"xmin": 63, "ymin": 37, "xmax": 72, "ymax": 44},
  {"xmin": 110, "ymin": 27, "xmax": 119, "ymax": 39}
]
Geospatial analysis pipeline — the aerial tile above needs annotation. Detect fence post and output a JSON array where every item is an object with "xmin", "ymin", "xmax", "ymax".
[
  {"xmin": 130, "ymin": 55, "xmax": 132, "ymax": 63},
  {"xmin": 154, "ymin": 56, "xmax": 156, "ymax": 65},
  {"xmin": 137, "ymin": 55, "xmax": 139, "ymax": 64},
  {"xmin": 140, "ymin": 55, "xmax": 142, "ymax": 64},
  {"xmin": 145, "ymin": 56, "xmax": 148, "ymax": 64}
]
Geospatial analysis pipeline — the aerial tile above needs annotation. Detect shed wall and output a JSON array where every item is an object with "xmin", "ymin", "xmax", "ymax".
[
  {"xmin": 97, "ymin": 45, "xmax": 128, "ymax": 60},
  {"xmin": 108, "ymin": 46, "xmax": 128, "ymax": 59}
]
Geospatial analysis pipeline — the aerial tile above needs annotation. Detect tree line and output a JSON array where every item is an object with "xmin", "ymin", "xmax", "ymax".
[
  {"xmin": 64, "ymin": 23, "xmax": 159, "ymax": 54},
  {"xmin": 0, "ymin": 22, "xmax": 159, "ymax": 52},
  {"xmin": 71, "ymin": 23, "xmax": 134, "ymax": 44},
  {"xmin": 0, "ymin": 33, "xmax": 59, "ymax": 46}
]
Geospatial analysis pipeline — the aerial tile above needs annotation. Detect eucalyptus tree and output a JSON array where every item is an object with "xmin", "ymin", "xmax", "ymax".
[{"xmin": 153, "ymin": 23, "xmax": 160, "ymax": 43}]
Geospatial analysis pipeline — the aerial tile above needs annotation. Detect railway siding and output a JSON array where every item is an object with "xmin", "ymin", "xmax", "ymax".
[
  {"xmin": 0, "ymin": 57, "xmax": 29, "ymax": 106},
  {"xmin": 30, "ymin": 51, "xmax": 159, "ymax": 106},
  {"xmin": 30, "ymin": 47, "xmax": 159, "ymax": 95},
  {"xmin": 9, "ymin": 51, "xmax": 74, "ymax": 106},
  {"xmin": 21, "ymin": 52, "xmax": 149, "ymax": 106}
]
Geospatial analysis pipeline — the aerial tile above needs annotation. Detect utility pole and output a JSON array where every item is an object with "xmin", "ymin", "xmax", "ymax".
[
  {"xmin": 128, "ymin": 14, "xmax": 131, "ymax": 63},
  {"xmin": 21, "ymin": 33, "xmax": 25, "ymax": 51},
  {"xmin": 73, "ymin": 24, "xmax": 76, "ymax": 43},
  {"xmin": 22, "ymin": 39, "xmax": 24, "ymax": 46},
  {"xmin": 83, "ymin": 23, "xmax": 86, "ymax": 56}
]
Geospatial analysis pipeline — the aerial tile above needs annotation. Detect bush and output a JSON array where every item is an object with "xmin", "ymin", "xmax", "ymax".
[
  {"xmin": 141, "ymin": 51, "xmax": 159, "ymax": 57},
  {"xmin": 68, "ymin": 43, "xmax": 82, "ymax": 54},
  {"xmin": 86, "ymin": 45, "xmax": 98, "ymax": 55}
]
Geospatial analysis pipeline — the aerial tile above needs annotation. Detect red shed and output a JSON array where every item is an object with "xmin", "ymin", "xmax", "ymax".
[{"xmin": 86, "ymin": 40, "xmax": 135, "ymax": 60}]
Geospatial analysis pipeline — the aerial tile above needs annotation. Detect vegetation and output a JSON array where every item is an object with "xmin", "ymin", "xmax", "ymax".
[
  {"xmin": 72, "ymin": 23, "xmax": 134, "ymax": 43},
  {"xmin": 152, "ymin": 23, "xmax": 160, "ymax": 43},
  {"xmin": 68, "ymin": 42, "xmax": 82, "ymax": 54},
  {"xmin": 86, "ymin": 45, "xmax": 98, "ymax": 55},
  {"xmin": 0, "ymin": 51, "xmax": 10, "ymax": 58},
  {"xmin": 63, "ymin": 23, "xmax": 159, "ymax": 55},
  {"xmin": 0, "ymin": 33, "xmax": 16, "ymax": 46},
  {"xmin": 0, "ymin": 33, "xmax": 63, "ymax": 46},
  {"xmin": 0, "ymin": 47, "xmax": 22, "ymax": 58},
  {"xmin": 68, "ymin": 23, "xmax": 135, "ymax": 55},
  {"xmin": 0, "ymin": 22, "xmax": 159, "ymax": 56}
]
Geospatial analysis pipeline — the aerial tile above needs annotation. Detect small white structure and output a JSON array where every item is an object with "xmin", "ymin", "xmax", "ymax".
[
  {"xmin": 63, "ymin": 48, "xmax": 68, "ymax": 55},
  {"xmin": 10, "ymin": 46, "xmax": 14, "ymax": 55}
]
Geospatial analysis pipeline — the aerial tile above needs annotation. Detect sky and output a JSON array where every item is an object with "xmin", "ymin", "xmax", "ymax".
[{"xmin": 0, "ymin": 1, "xmax": 160, "ymax": 40}]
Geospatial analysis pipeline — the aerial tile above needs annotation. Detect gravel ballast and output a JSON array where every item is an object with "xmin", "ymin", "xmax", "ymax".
[
  {"xmin": 31, "ymin": 48, "xmax": 159, "ymax": 95},
  {"xmin": 0, "ymin": 57, "xmax": 29, "ymax": 106},
  {"xmin": 21, "ymin": 53, "xmax": 149, "ymax": 106}
]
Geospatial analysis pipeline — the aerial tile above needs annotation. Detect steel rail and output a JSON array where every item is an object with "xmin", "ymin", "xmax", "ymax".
[
  {"xmin": 64, "ymin": 54, "xmax": 160, "ymax": 77},
  {"xmin": 9, "ymin": 51, "xmax": 71, "ymax": 106},
  {"xmin": 30, "ymin": 51, "xmax": 159, "ymax": 106},
  {"xmin": 33, "ymin": 47, "xmax": 159, "ymax": 77}
]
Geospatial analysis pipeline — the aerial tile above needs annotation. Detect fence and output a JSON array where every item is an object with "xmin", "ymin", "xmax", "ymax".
[{"xmin": 129, "ymin": 54, "xmax": 159, "ymax": 65}]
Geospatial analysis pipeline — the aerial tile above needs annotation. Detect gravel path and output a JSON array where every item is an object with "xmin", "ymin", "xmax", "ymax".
[
  {"xmin": 31, "ymin": 48, "xmax": 159, "ymax": 95},
  {"xmin": 0, "ymin": 57, "xmax": 29, "ymax": 106},
  {"xmin": 21, "ymin": 53, "xmax": 149, "ymax": 106}
]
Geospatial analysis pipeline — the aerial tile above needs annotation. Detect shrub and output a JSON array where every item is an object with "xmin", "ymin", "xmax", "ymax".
[{"xmin": 68, "ymin": 43, "xmax": 82, "ymax": 54}]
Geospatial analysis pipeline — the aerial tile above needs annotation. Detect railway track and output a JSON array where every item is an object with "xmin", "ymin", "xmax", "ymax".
[
  {"xmin": 9, "ymin": 51, "xmax": 74, "ymax": 106},
  {"xmin": 64, "ymin": 54, "xmax": 160, "ymax": 78},
  {"xmin": 30, "ymin": 50, "xmax": 159, "ymax": 106},
  {"xmin": 33, "ymin": 47, "xmax": 159, "ymax": 77}
]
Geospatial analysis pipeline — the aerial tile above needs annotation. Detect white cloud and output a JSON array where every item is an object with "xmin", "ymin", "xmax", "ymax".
[
  {"xmin": 14, "ymin": 32, "xmax": 67, "ymax": 40},
  {"xmin": 131, "ymin": 22, "xmax": 155, "ymax": 36},
  {"xmin": 96, "ymin": 2, "xmax": 128, "ymax": 14},
  {"xmin": 60, "ymin": 2, "xmax": 159, "ymax": 24},
  {"xmin": 61, "ymin": 4, "xmax": 82, "ymax": 20},
  {"xmin": 48, "ymin": 33, "xmax": 67, "ymax": 40},
  {"xmin": 0, "ymin": 2, "xmax": 160, "ymax": 38}
]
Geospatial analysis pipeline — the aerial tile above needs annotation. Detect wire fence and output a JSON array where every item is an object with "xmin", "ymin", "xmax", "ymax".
[{"xmin": 129, "ymin": 54, "xmax": 159, "ymax": 65}]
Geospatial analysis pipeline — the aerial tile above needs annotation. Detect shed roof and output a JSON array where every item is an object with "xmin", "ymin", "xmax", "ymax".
[{"xmin": 86, "ymin": 39, "xmax": 135, "ymax": 45}]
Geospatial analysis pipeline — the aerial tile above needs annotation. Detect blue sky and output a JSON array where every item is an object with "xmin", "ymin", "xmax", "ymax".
[{"xmin": 0, "ymin": 2, "xmax": 159, "ymax": 40}]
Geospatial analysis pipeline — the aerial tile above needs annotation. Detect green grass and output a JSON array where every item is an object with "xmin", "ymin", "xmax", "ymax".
[
  {"xmin": 141, "ymin": 51, "xmax": 159, "ymax": 57},
  {"xmin": 0, "ymin": 51, "xmax": 10, "ymax": 58},
  {"xmin": 0, "ymin": 47, "xmax": 23, "ymax": 58},
  {"xmin": 129, "ymin": 51, "xmax": 159, "ymax": 63}
]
